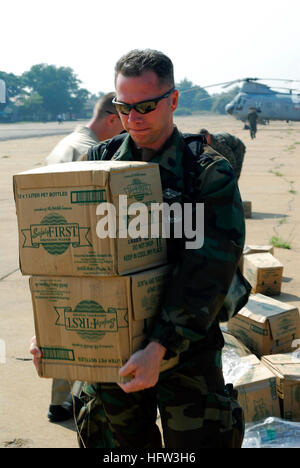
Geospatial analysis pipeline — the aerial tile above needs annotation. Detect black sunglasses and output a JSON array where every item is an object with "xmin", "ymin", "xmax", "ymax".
[{"xmin": 112, "ymin": 87, "xmax": 175, "ymax": 115}]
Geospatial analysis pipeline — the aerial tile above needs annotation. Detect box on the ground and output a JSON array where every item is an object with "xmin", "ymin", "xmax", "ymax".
[
  {"xmin": 30, "ymin": 264, "xmax": 178, "ymax": 382},
  {"xmin": 14, "ymin": 160, "xmax": 167, "ymax": 276},
  {"xmin": 232, "ymin": 354, "xmax": 281, "ymax": 423},
  {"xmin": 227, "ymin": 293, "xmax": 300, "ymax": 357},
  {"xmin": 239, "ymin": 245, "xmax": 274, "ymax": 273},
  {"xmin": 262, "ymin": 352, "xmax": 300, "ymax": 421},
  {"xmin": 222, "ymin": 332, "xmax": 280, "ymax": 423},
  {"xmin": 243, "ymin": 252, "xmax": 283, "ymax": 295},
  {"xmin": 243, "ymin": 201, "xmax": 252, "ymax": 218}
]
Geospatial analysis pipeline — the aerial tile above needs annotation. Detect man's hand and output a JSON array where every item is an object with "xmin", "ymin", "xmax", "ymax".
[
  {"xmin": 118, "ymin": 342, "xmax": 166, "ymax": 393},
  {"xmin": 29, "ymin": 335, "xmax": 42, "ymax": 373}
]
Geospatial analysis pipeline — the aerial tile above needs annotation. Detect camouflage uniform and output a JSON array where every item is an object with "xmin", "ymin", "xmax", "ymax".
[
  {"xmin": 77, "ymin": 127, "xmax": 246, "ymax": 448},
  {"xmin": 207, "ymin": 133, "xmax": 246, "ymax": 180},
  {"xmin": 247, "ymin": 111, "xmax": 258, "ymax": 139}
]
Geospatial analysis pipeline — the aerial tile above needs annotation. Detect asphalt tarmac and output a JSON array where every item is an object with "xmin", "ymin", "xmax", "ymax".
[{"xmin": 0, "ymin": 120, "xmax": 87, "ymax": 141}]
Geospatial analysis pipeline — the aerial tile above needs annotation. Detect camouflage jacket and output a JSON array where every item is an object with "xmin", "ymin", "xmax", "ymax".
[{"xmin": 89, "ymin": 127, "xmax": 246, "ymax": 360}]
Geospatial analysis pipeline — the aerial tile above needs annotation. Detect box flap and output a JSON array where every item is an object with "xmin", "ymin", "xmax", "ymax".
[
  {"xmin": 14, "ymin": 160, "xmax": 147, "ymax": 190},
  {"xmin": 262, "ymin": 353, "xmax": 300, "ymax": 380},
  {"xmin": 233, "ymin": 355, "xmax": 275, "ymax": 387},
  {"xmin": 244, "ymin": 252, "xmax": 283, "ymax": 269},
  {"xmin": 244, "ymin": 244, "xmax": 274, "ymax": 255},
  {"xmin": 14, "ymin": 161, "xmax": 110, "ymax": 189},
  {"xmin": 238, "ymin": 293, "xmax": 297, "ymax": 323}
]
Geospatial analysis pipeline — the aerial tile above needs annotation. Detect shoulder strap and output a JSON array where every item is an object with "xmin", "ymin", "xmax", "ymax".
[
  {"xmin": 88, "ymin": 131, "xmax": 127, "ymax": 161},
  {"xmin": 181, "ymin": 133, "xmax": 206, "ymax": 197}
]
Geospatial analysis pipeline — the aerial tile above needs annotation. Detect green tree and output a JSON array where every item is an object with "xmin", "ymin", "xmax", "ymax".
[
  {"xmin": 18, "ymin": 92, "xmax": 44, "ymax": 120},
  {"xmin": 176, "ymin": 78, "xmax": 212, "ymax": 113},
  {"xmin": 0, "ymin": 71, "xmax": 24, "ymax": 100},
  {"xmin": 22, "ymin": 64, "xmax": 90, "ymax": 118},
  {"xmin": 211, "ymin": 87, "xmax": 240, "ymax": 114}
]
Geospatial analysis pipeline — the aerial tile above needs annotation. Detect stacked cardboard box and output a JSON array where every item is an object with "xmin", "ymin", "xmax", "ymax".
[
  {"xmin": 262, "ymin": 352, "xmax": 300, "ymax": 421},
  {"xmin": 239, "ymin": 244, "xmax": 274, "ymax": 274},
  {"xmin": 13, "ymin": 160, "xmax": 167, "ymax": 276},
  {"xmin": 227, "ymin": 293, "xmax": 300, "ymax": 357},
  {"xmin": 14, "ymin": 160, "xmax": 177, "ymax": 382},
  {"xmin": 243, "ymin": 253, "xmax": 283, "ymax": 296},
  {"xmin": 242, "ymin": 200, "xmax": 252, "ymax": 218}
]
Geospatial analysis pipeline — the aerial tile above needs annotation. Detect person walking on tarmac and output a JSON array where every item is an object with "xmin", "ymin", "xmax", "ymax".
[{"xmin": 247, "ymin": 107, "xmax": 258, "ymax": 139}]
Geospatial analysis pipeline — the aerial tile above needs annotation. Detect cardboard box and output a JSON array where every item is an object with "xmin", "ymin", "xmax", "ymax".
[
  {"xmin": 262, "ymin": 353, "xmax": 300, "ymax": 421},
  {"xmin": 243, "ymin": 200, "xmax": 252, "ymax": 218},
  {"xmin": 227, "ymin": 293, "xmax": 300, "ymax": 357},
  {"xmin": 239, "ymin": 245, "xmax": 274, "ymax": 273},
  {"xmin": 243, "ymin": 252, "xmax": 283, "ymax": 295},
  {"xmin": 222, "ymin": 332, "xmax": 280, "ymax": 422},
  {"xmin": 232, "ymin": 355, "xmax": 281, "ymax": 423},
  {"xmin": 14, "ymin": 160, "xmax": 167, "ymax": 276},
  {"xmin": 30, "ymin": 265, "xmax": 179, "ymax": 382}
]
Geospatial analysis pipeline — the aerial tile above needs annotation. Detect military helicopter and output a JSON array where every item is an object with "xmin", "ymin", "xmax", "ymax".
[{"xmin": 219, "ymin": 78, "xmax": 300, "ymax": 123}]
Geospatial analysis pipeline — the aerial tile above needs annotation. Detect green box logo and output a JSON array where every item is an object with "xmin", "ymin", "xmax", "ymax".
[
  {"xmin": 55, "ymin": 300, "xmax": 128, "ymax": 342},
  {"xmin": 124, "ymin": 178, "xmax": 152, "ymax": 202},
  {"xmin": 21, "ymin": 213, "xmax": 91, "ymax": 255}
]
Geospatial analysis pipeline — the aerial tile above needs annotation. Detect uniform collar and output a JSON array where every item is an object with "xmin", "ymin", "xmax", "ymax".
[{"xmin": 112, "ymin": 126, "xmax": 185, "ymax": 177}]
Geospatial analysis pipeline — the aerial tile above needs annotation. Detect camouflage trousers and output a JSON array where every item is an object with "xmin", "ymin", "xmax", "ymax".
[{"xmin": 77, "ymin": 349, "xmax": 244, "ymax": 449}]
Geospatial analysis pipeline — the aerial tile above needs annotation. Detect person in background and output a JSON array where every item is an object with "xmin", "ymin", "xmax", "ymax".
[
  {"xmin": 247, "ymin": 107, "xmax": 258, "ymax": 139},
  {"xmin": 46, "ymin": 92, "xmax": 123, "ymax": 165}
]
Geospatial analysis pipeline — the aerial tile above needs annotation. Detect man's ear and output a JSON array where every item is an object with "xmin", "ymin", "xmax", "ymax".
[
  {"xmin": 171, "ymin": 89, "xmax": 179, "ymax": 112},
  {"xmin": 107, "ymin": 114, "xmax": 117, "ymax": 126}
]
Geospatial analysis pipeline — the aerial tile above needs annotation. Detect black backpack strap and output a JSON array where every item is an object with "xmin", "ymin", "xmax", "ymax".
[
  {"xmin": 88, "ymin": 131, "xmax": 128, "ymax": 161},
  {"xmin": 181, "ymin": 133, "xmax": 206, "ymax": 197}
]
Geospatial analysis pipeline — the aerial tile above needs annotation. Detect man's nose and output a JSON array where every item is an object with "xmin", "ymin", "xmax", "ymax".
[{"xmin": 127, "ymin": 108, "xmax": 143, "ymax": 122}]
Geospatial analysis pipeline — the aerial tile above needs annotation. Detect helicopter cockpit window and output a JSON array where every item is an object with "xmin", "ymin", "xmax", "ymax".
[{"xmin": 236, "ymin": 97, "xmax": 244, "ymax": 111}]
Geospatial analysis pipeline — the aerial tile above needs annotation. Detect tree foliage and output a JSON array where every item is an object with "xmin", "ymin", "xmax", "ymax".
[
  {"xmin": 211, "ymin": 87, "xmax": 240, "ymax": 114},
  {"xmin": 0, "ymin": 71, "xmax": 24, "ymax": 99},
  {"xmin": 0, "ymin": 64, "xmax": 91, "ymax": 121},
  {"xmin": 22, "ymin": 64, "xmax": 90, "ymax": 117},
  {"xmin": 176, "ymin": 78, "xmax": 213, "ymax": 114},
  {"xmin": 0, "ymin": 64, "xmax": 239, "ymax": 121}
]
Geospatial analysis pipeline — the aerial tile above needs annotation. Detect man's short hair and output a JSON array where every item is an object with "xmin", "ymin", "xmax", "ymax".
[
  {"xmin": 93, "ymin": 92, "xmax": 116, "ymax": 120},
  {"xmin": 114, "ymin": 49, "xmax": 174, "ymax": 88},
  {"xmin": 199, "ymin": 128, "xmax": 209, "ymax": 135}
]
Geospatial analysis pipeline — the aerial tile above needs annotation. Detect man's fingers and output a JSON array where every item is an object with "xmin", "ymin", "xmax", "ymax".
[
  {"xmin": 119, "ymin": 360, "xmax": 136, "ymax": 377},
  {"xmin": 118, "ymin": 377, "xmax": 146, "ymax": 394},
  {"xmin": 29, "ymin": 344, "xmax": 42, "ymax": 358}
]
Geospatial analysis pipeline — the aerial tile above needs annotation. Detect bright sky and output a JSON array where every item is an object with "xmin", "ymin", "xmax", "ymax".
[{"xmin": 1, "ymin": 0, "xmax": 300, "ymax": 95}]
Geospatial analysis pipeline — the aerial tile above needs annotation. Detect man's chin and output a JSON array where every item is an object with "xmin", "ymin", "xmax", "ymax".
[{"xmin": 129, "ymin": 129, "xmax": 153, "ymax": 146}]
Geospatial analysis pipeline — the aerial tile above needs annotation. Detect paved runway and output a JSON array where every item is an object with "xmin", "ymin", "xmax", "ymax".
[{"xmin": 0, "ymin": 120, "xmax": 87, "ymax": 141}]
